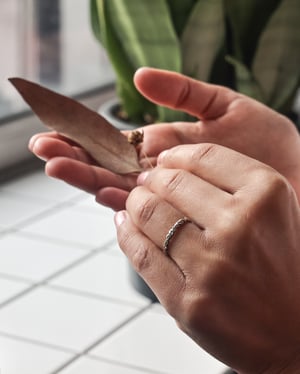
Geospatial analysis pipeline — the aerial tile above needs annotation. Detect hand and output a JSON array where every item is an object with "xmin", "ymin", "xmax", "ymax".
[
  {"xmin": 134, "ymin": 68, "xmax": 300, "ymax": 200},
  {"xmin": 28, "ymin": 122, "xmax": 189, "ymax": 210},
  {"xmin": 29, "ymin": 67, "xmax": 300, "ymax": 210},
  {"xmin": 115, "ymin": 143, "xmax": 300, "ymax": 373}
]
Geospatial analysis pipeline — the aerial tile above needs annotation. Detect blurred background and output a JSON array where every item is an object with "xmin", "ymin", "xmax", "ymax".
[{"xmin": 0, "ymin": 0, "xmax": 115, "ymax": 178}]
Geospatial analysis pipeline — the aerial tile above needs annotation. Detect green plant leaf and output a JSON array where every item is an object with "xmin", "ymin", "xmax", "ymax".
[
  {"xmin": 90, "ymin": 0, "xmax": 103, "ymax": 44},
  {"xmin": 165, "ymin": 0, "xmax": 197, "ymax": 37},
  {"xmin": 225, "ymin": 0, "xmax": 281, "ymax": 66},
  {"xmin": 106, "ymin": 0, "xmax": 185, "ymax": 122},
  {"xmin": 226, "ymin": 55, "xmax": 264, "ymax": 101},
  {"xmin": 253, "ymin": 0, "xmax": 300, "ymax": 112},
  {"xmin": 107, "ymin": 0, "xmax": 181, "ymax": 71},
  {"xmin": 94, "ymin": 0, "xmax": 156, "ymax": 123},
  {"xmin": 181, "ymin": 0, "xmax": 225, "ymax": 83}
]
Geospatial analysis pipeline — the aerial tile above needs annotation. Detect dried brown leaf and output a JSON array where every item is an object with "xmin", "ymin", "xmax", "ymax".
[{"xmin": 9, "ymin": 78, "xmax": 142, "ymax": 174}]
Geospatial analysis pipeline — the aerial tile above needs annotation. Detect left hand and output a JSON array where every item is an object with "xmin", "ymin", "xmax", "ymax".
[
  {"xmin": 29, "ymin": 68, "xmax": 300, "ymax": 210},
  {"xmin": 114, "ymin": 143, "xmax": 300, "ymax": 374}
]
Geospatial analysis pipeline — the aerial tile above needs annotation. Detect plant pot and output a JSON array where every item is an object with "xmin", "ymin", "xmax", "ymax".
[{"xmin": 99, "ymin": 98, "xmax": 158, "ymax": 302}]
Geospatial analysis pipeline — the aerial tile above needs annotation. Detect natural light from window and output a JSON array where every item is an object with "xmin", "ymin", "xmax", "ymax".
[{"xmin": 0, "ymin": 0, "xmax": 114, "ymax": 121}]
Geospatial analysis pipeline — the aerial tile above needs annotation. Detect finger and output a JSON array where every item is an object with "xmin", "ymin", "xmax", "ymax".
[
  {"xmin": 114, "ymin": 210, "xmax": 185, "ymax": 313},
  {"xmin": 137, "ymin": 121, "xmax": 214, "ymax": 161},
  {"xmin": 137, "ymin": 167, "xmax": 231, "ymax": 229},
  {"xmin": 29, "ymin": 132, "xmax": 80, "ymax": 149},
  {"xmin": 46, "ymin": 157, "xmax": 136, "ymax": 195},
  {"xmin": 157, "ymin": 143, "xmax": 265, "ymax": 193},
  {"xmin": 134, "ymin": 67, "xmax": 239, "ymax": 120},
  {"xmin": 126, "ymin": 186, "xmax": 205, "ymax": 269},
  {"xmin": 96, "ymin": 187, "xmax": 129, "ymax": 211},
  {"xmin": 30, "ymin": 136, "xmax": 93, "ymax": 164}
]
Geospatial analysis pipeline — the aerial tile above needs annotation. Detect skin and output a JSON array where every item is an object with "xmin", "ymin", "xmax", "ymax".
[
  {"xmin": 29, "ymin": 68, "xmax": 300, "ymax": 209},
  {"xmin": 29, "ymin": 68, "xmax": 300, "ymax": 372},
  {"xmin": 115, "ymin": 144, "xmax": 300, "ymax": 373}
]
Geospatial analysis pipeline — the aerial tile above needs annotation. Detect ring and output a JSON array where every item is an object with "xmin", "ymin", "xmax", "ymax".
[{"xmin": 163, "ymin": 217, "xmax": 191, "ymax": 255}]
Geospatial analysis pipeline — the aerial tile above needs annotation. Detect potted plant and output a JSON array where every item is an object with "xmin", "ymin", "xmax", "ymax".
[
  {"xmin": 90, "ymin": 0, "xmax": 300, "ymax": 301},
  {"xmin": 91, "ymin": 0, "xmax": 300, "ymax": 127}
]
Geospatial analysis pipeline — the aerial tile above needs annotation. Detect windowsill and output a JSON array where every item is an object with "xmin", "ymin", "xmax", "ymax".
[{"xmin": 0, "ymin": 84, "xmax": 116, "ymax": 182}]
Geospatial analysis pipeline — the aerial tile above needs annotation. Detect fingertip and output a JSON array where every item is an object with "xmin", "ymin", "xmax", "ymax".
[
  {"xmin": 114, "ymin": 210, "xmax": 128, "ymax": 227},
  {"xmin": 134, "ymin": 67, "xmax": 166, "ymax": 94},
  {"xmin": 136, "ymin": 171, "xmax": 150, "ymax": 185},
  {"xmin": 134, "ymin": 67, "xmax": 154, "ymax": 90},
  {"xmin": 28, "ymin": 134, "xmax": 39, "ymax": 151},
  {"xmin": 157, "ymin": 150, "xmax": 169, "ymax": 165},
  {"xmin": 44, "ymin": 158, "xmax": 57, "ymax": 177},
  {"xmin": 29, "ymin": 137, "xmax": 48, "ymax": 161}
]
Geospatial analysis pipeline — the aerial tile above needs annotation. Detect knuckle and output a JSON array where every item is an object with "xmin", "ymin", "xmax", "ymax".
[
  {"xmin": 190, "ymin": 143, "xmax": 217, "ymax": 165},
  {"xmin": 173, "ymin": 79, "xmax": 191, "ymax": 109},
  {"xmin": 251, "ymin": 167, "xmax": 292, "ymax": 206},
  {"xmin": 134, "ymin": 194, "xmax": 158, "ymax": 226},
  {"xmin": 130, "ymin": 241, "xmax": 152, "ymax": 273},
  {"xmin": 161, "ymin": 169, "xmax": 186, "ymax": 195},
  {"xmin": 117, "ymin": 227, "xmax": 152, "ymax": 274}
]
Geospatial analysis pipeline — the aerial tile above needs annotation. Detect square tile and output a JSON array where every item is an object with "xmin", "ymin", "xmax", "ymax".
[
  {"xmin": 21, "ymin": 205, "xmax": 116, "ymax": 249},
  {"xmin": 73, "ymin": 195, "xmax": 115, "ymax": 218},
  {"xmin": 0, "ymin": 334, "xmax": 72, "ymax": 374},
  {"xmin": 91, "ymin": 307, "xmax": 227, "ymax": 374},
  {"xmin": 0, "ymin": 191, "xmax": 51, "ymax": 228},
  {"xmin": 51, "ymin": 252, "xmax": 150, "ymax": 306},
  {"xmin": 0, "ymin": 287, "xmax": 138, "ymax": 351},
  {"xmin": 59, "ymin": 356, "xmax": 148, "ymax": 374},
  {"xmin": 1, "ymin": 169, "xmax": 83, "ymax": 203},
  {"xmin": 106, "ymin": 241, "xmax": 124, "ymax": 257},
  {"xmin": 0, "ymin": 233, "xmax": 85, "ymax": 281},
  {"xmin": 0, "ymin": 277, "xmax": 30, "ymax": 304}
]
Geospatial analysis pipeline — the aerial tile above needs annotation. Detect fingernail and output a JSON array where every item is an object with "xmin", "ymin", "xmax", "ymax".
[
  {"xmin": 28, "ymin": 137, "xmax": 35, "ymax": 151},
  {"xmin": 114, "ymin": 210, "xmax": 127, "ymax": 227},
  {"xmin": 137, "ymin": 171, "xmax": 149, "ymax": 185},
  {"xmin": 30, "ymin": 138, "xmax": 47, "ymax": 161},
  {"xmin": 157, "ymin": 150, "xmax": 168, "ymax": 165}
]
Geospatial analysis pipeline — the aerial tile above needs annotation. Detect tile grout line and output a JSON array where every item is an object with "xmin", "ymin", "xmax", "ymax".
[
  {"xmin": 1, "ymin": 191, "xmax": 113, "ymax": 234},
  {"xmin": 50, "ymin": 303, "xmax": 156, "ymax": 374},
  {"xmin": 0, "ymin": 330, "xmax": 76, "ymax": 355},
  {"xmin": 47, "ymin": 283, "xmax": 151, "ymax": 309},
  {"xmin": 0, "ymin": 240, "xmax": 115, "ymax": 310},
  {"xmin": 82, "ymin": 354, "xmax": 170, "ymax": 374}
]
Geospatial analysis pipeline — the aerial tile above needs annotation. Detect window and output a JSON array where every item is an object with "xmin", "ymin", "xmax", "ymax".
[{"xmin": 0, "ymin": 0, "xmax": 115, "ymax": 177}]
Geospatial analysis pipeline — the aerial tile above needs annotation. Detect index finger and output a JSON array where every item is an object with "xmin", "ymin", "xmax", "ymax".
[
  {"xmin": 134, "ymin": 67, "xmax": 239, "ymax": 120},
  {"xmin": 155, "ymin": 143, "xmax": 272, "ymax": 194}
]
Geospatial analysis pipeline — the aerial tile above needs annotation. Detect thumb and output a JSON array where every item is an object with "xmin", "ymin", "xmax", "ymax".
[{"xmin": 134, "ymin": 67, "xmax": 238, "ymax": 120}]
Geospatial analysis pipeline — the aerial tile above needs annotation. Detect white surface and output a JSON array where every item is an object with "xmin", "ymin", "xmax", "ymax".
[
  {"xmin": 0, "ymin": 287, "xmax": 138, "ymax": 351},
  {"xmin": 51, "ymin": 251, "xmax": 150, "ymax": 306},
  {"xmin": 0, "ymin": 190, "xmax": 51, "ymax": 228},
  {"xmin": 0, "ymin": 169, "xmax": 228, "ymax": 374},
  {"xmin": 0, "ymin": 277, "xmax": 30, "ymax": 304},
  {"xmin": 0, "ymin": 233, "xmax": 85, "ymax": 281},
  {"xmin": 0, "ymin": 335, "xmax": 72, "ymax": 374},
  {"xmin": 1, "ymin": 170, "xmax": 82, "ymax": 203},
  {"xmin": 59, "ymin": 356, "xmax": 146, "ymax": 374},
  {"xmin": 21, "ymin": 205, "xmax": 116, "ymax": 249},
  {"xmin": 91, "ymin": 304, "xmax": 227, "ymax": 374}
]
